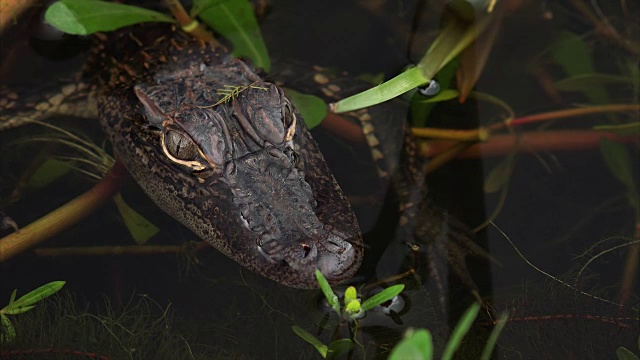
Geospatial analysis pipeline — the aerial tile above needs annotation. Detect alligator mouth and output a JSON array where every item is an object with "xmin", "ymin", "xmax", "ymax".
[{"xmin": 257, "ymin": 228, "xmax": 362, "ymax": 287}]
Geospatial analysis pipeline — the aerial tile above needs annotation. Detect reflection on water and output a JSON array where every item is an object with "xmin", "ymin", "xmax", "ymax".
[{"xmin": 1, "ymin": 0, "xmax": 638, "ymax": 358}]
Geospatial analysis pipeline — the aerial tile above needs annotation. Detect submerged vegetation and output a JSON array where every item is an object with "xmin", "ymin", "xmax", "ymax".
[{"xmin": 0, "ymin": 292, "xmax": 237, "ymax": 359}]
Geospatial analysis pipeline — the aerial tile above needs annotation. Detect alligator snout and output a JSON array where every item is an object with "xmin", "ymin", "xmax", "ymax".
[
  {"xmin": 284, "ymin": 232, "xmax": 357, "ymax": 281},
  {"xmin": 314, "ymin": 238, "xmax": 357, "ymax": 282},
  {"xmin": 256, "ymin": 226, "xmax": 360, "ymax": 287}
]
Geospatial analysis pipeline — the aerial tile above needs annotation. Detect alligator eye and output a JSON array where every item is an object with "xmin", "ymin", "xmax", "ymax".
[
  {"xmin": 165, "ymin": 130, "xmax": 198, "ymax": 161},
  {"xmin": 283, "ymin": 100, "xmax": 296, "ymax": 142},
  {"xmin": 283, "ymin": 101, "xmax": 295, "ymax": 128}
]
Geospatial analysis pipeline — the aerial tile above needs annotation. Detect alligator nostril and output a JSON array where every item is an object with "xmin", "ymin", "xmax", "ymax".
[{"xmin": 302, "ymin": 243, "xmax": 311, "ymax": 258}]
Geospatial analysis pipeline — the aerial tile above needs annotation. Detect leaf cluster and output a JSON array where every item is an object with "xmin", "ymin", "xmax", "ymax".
[{"xmin": 0, "ymin": 281, "xmax": 65, "ymax": 343}]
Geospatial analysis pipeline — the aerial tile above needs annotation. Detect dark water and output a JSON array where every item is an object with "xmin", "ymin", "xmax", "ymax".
[{"xmin": 1, "ymin": 1, "xmax": 638, "ymax": 359}]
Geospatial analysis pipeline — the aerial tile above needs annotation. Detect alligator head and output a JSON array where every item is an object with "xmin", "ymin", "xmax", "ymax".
[{"xmin": 99, "ymin": 47, "xmax": 363, "ymax": 288}]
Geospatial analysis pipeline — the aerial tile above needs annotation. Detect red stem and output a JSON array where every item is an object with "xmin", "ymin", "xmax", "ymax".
[{"xmin": 0, "ymin": 161, "xmax": 128, "ymax": 263}]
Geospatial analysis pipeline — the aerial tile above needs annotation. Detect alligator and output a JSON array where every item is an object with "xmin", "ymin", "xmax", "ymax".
[{"xmin": 0, "ymin": 23, "xmax": 489, "ymax": 294}]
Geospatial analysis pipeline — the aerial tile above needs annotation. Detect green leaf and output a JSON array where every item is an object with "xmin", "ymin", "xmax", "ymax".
[
  {"xmin": 388, "ymin": 329, "xmax": 433, "ymax": 360},
  {"xmin": 0, "ymin": 314, "xmax": 15, "ymax": 343},
  {"xmin": 344, "ymin": 299, "xmax": 361, "ymax": 314},
  {"xmin": 344, "ymin": 286, "xmax": 357, "ymax": 306},
  {"xmin": 417, "ymin": 15, "xmax": 493, "ymax": 83},
  {"xmin": 113, "ymin": 193, "xmax": 160, "ymax": 245},
  {"xmin": 360, "ymin": 284, "xmax": 404, "ymax": 312},
  {"xmin": 8, "ymin": 290, "xmax": 16, "ymax": 306},
  {"xmin": 616, "ymin": 346, "xmax": 640, "ymax": 360},
  {"xmin": 332, "ymin": 67, "xmax": 428, "ymax": 113},
  {"xmin": 483, "ymin": 155, "xmax": 514, "ymax": 193},
  {"xmin": 599, "ymin": 138, "xmax": 640, "ymax": 212},
  {"xmin": 5, "ymin": 281, "xmax": 65, "ymax": 311},
  {"xmin": 555, "ymin": 73, "xmax": 635, "ymax": 92},
  {"xmin": 550, "ymin": 31, "xmax": 609, "ymax": 104},
  {"xmin": 480, "ymin": 311, "xmax": 509, "ymax": 360},
  {"xmin": 3, "ymin": 305, "xmax": 35, "ymax": 315},
  {"xmin": 411, "ymin": 59, "xmax": 460, "ymax": 127},
  {"xmin": 284, "ymin": 89, "xmax": 328, "ymax": 129},
  {"xmin": 550, "ymin": 31, "xmax": 594, "ymax": 76},
  {"xmin": 414, "ymin": 89, "xmax": 460, "ymax": 104},
  {"xmin": 326, "ymin": 339, "xmax": 354, "ymax": 360},
  {"xmin": 27, "ymin": 158, "xmax": 74, "ymax": 189},
  {"xmin": 190, "ymin": 0, "xmax": 228, "ymax": 16},
  {"xmin": 292, "ymin": 325, "xmax": 328, "ymax": 358},
  {"xmin": 442, "ymin": 302, "xmax": 480, "ymax": 360},
  {"xmin": 315, "ymin": 269, "xmax": 340, "ymax": 315},
  {"xmin": 357, "ymin": 72, "xmax": 385, "ymax": 85},
  {"xmin": 45, "ymin": 0, "xmax": 174, "ymax": 36},
  {"xmin": 593, "ymin": 122, "xmax": 640, "ymax": 136},
  {"xmin": 332, "ymin": 13, "xmax": 494, "ymax": 113},
  {"xmin": 196, "ymin": 0, "xmax": 270, "ymax": 71}
]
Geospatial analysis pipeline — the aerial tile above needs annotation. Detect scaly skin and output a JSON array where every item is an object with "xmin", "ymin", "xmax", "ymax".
[{"xmin": 94, "ymin": 25, "xmax": 364, "ymax": 288}]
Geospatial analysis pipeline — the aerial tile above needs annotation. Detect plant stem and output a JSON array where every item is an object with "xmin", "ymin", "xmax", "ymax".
[
  {"xmin": 0, "ymin": 161, "xmax": 127, "ymax": 263},
  {"xmin": 33, "ymin": 242, "xmax": 209, "ymax": 256},
  {"xmin": 412, "ymin": 127, "xmax": 489, "ymax": 141},
  {"xmin": 0, "ymin": 0, "xmax": 33, "ymax": 33},
  {"xmin": 164, "ymin": 0, "xmax": 219, "ymax": 45},
  {"xmin": 491, "ymin": 104, "xmax": 640, "ymax": 131},
  {"xmin": 423, "ymin": 130, "xmax": 634, "ymax": 158},
  {"xmin": 568, "ymin": 0, "xmax": 639, "ymax": 55},
  {"xmin": 619, "ymin": 215, "xmax": 640, "ymax": 306}
]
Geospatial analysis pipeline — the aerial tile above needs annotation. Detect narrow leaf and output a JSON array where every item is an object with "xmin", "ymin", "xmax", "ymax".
[
  {"xmin": 0, "ymin": 314, "xmax": 15, "ymax": 343},
  {"xmin": 8, "ymin": 290, "xmax": 16, "ymax": 306},
  {"xmin": 327, "ymin": 339, "xmax": 354, "ymax": 360},
  {"xmin": 113, "ymin": 193, "xmax": 160, "ymax": 245},
  {"xmin": 616, "ymin": 346, "xmax": 640, "ymax": 360},
  {"xmin": 361, "ymin": 284, "xmax": 404, "ymax": 312},
  {"xmin": 45, "ymin": 0, "xmax": 174, "ymax": 36},
  {"xmin": 414, "ymin": 89, "xmax": 460, "ymax": 104},
  {"xmin": 333, "ymin": 13, "xmax": 493, "ymax": 113},
  {"xmin": 418, "ymin": 14, "xmax": 494, "ymax": 81},
  {"xmin": 593, "ymin": 122, "xmax": 640, "ymax": 136},
  {"xmin": 555, "ymin": 73, "xmax": 635, "ymax": 92},
  {"xmin": 480, "ymin": 311, "xmax": 509, "ymax": 360},
  {"xmin": 599, "ymin": 139, "xmax": 639, "ymax": 212},
  {"xmin": 8, "ymin": 281, "xmax": 65, "ymax": 309},
  {"xmin": 292, "ymin": 325, "xmax": 328, "ymax": 358},
  {"xmin": 550, "ymin": 31, "xmax": 609, "ymax": 104},
  {"xmin": 197, "ymin": 0, "xmax": 270, "ymax": 71},
  {"xmin": 442, "ymin": 302, "xmax": 481, "ymax": 360},
  {"xmin": 388, "ymin": 329, "xmax": 433, "ymax": 360},
  {"xmin": 599, "ymin": 139, "xmax": 635, "ymax": 186},
  {"xmin": 332, "ymin": 67, "xmax": 427, "ymax": 113},
  {"xmin": 411, "ymin": 59, "xmax": 460, "ymax": 127},
  {"xmin": 3, "ymin": 305, "xmax": 35, "ymax": 315},
  {"xmin": 284, "ymin": 89, "xmax": 327, "ymax": 129},
  {"xmin": 27, "ymin": 158, "xmax": 74, "ymax": 189},
  {"xmin": 315, "ymin": 269, "xmax": 340, "ymax": 315},
  {"xmin": 483, "ymin": 155, "xmax": 514, "ymax": 193},
  {"xmin": 456, "ymin": 12, "xmax": 502, "ymax": 102}
]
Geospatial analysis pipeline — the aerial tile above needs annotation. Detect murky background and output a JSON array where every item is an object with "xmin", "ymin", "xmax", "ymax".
[{"xmin": 1, "ymin": 0, "xmax": 638, "ymax": 358}]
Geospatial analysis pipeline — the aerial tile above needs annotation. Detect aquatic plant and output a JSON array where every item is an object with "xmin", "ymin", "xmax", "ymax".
[{"xmin": 0, "ymin": 281, "xmax": 65, "ymax": 343}]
